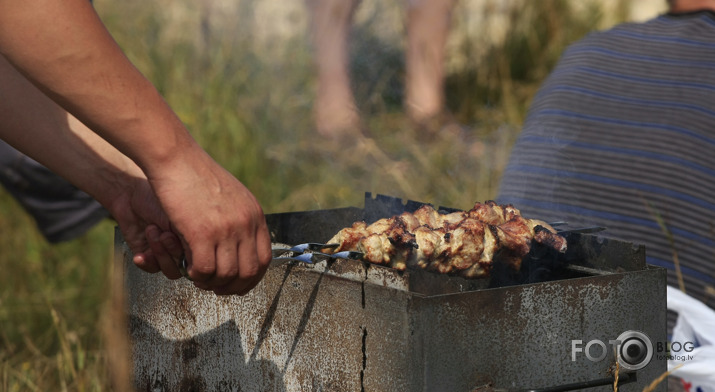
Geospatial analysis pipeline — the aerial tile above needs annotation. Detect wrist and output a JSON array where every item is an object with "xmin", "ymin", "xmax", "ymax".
[
  {"xmin": 142, "ymin": 142, "xmax": 216, "ymax": 185},
  {"xmin": 98, "ymin": 169, "xmax": 145, "ymax": 217}
]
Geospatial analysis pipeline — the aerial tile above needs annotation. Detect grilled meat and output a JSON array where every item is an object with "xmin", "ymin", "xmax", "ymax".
[
  {"xmin": 326, "ymin": 201, "xmax": 567, "ymax": 278},
  {"xmin": 329, "ymin": 221, "xmax": 369, "ymax": 252},
  {"xmin": 467, "ymin": 200, "xmax": 520, "ymax": 225},
  {"xmin": 529, "ymin": 219, "xmax": 568, "ymax": 252},
  {"xmin": 409, "ymin": 225, "xmax": 446, "ymax": 270}
]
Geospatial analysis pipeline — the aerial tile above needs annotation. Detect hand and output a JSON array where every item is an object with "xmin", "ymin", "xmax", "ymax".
[
  {"xmin": 146, "ymin": 149, "xmax": 272, "ymax": 295},
  {"xmin": 107, "ymin": 176, "xmax": 172, "ymax": 273},
  {"xmin": 0, "ymin": 0, "xmax": 270, "ymax": 295}
]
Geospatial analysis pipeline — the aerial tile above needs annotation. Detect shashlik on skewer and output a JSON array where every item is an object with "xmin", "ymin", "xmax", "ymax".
[{"xmin": 326, "ymin": 202, "xmax": 567, "ymax": 279}]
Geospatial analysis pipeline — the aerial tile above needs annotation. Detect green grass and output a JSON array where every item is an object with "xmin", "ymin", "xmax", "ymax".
[
  {"xmin": 0, "ymin": 192, "xmax": 117, "ymax": 391},
  {"xmin": 0, "ymin": 0, "xmax": 631, "ymax": 389}
]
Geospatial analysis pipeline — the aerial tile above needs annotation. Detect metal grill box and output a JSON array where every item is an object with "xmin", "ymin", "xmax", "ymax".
[{"xmin": 118, "ymin": 195, "xmax": 667, "ymax": 391}]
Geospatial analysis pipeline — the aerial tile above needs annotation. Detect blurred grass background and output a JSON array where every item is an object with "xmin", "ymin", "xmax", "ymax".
[{"xmin": 0, "ymin": 0, "xmax": 664, "ymax": 390}]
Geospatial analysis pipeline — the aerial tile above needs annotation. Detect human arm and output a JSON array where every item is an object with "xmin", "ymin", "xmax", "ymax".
[
  {"xmin": 0, "ymin": 0, "xmax": 272, "ymax": 294},
  {"xmin": 0, "ymin": 54, "xmax": 176, "ymax": 275}
]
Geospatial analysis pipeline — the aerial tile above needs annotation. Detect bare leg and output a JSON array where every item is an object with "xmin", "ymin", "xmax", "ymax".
[
  {"xmin": 404, "ymin": 0, "xmax": 456, "ymax": 125},
  {"xmin": 306, "ymin": 0, "xmax": 362, "ymax": 138}
]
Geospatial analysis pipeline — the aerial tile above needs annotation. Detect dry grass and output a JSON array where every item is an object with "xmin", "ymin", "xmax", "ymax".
[
  {"xmin": 0, "ymin": 200, "xmax": 117, "ymax": 391},
  {"xmin": 642, "ymin": 365, "xmax": 683, "ymax": 392}
]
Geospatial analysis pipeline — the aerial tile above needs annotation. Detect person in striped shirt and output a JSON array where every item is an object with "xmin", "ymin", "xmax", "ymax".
[
  {"xmin": 497, "ymin": 3, "xmax": 715, "ymax": 386},
  {"xmin": 497, "ymin": 3, "xmax": 715, "ymax": 311}
]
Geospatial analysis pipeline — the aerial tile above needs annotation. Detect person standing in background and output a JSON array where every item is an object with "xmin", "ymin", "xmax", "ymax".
[{"xmin": 305, "ymin": 0, "xmax": 456, "ymax": 139}]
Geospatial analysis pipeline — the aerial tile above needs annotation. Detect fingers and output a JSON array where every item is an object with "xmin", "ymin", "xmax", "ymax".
[
  {"xmin": 126, "ymin": 224, "xmax": 160, "ymax": 273},
  {"xmin": 213, "ymin": 242, "xmax": 259, "ymax": 296},
  {"xmin": 213, "ymin": 221, "xmax": 272, "ymax": 296},
  {"xmin": 132, "ymin": 251, "xmax": 161, "ymax": 273},
  {"xmin": 142, "ymin": 223, "xmax": 272, "ymax": 296},
  {"xmin": 205, "ymin": 240, "xmax": 240, "ymax": 288},
  {"xmin": 187, "ymin": 238, "xmax": 268, "ymax": 296},
  {"xmin": 183, "ymin": 238, "xmax": 216, "ymax": 283},
  {"xmin": 146, "ymin": 224, "xmax": 183, "ymax": 280}
]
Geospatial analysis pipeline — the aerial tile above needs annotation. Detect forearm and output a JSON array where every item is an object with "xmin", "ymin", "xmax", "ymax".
[
  {"xmin": 0, "ymin": 0, "xmax": 272, "ymax": 294},
  {"xmin": 0, "ymin": 53, "xmax": 174, "ymax": 262},
  {"xmin": 0, "ymin": 55, "xmax": 142, "ymax": 209},
  {"xmin": 0, "ymin": 0, "xmax": 199, "ymax": 178}
]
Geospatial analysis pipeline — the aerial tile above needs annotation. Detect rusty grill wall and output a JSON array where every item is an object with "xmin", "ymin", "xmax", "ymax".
[{"xmin": 119, "ymin": 195, "xmax": 667, "ymax": 392}]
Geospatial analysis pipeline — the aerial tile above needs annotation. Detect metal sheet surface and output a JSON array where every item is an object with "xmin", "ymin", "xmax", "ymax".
[
  {"xmin": 120, "ymin": 237, "xmax": 667, "ymax": 391},
  {"xmin": 417, "ymin": 267, "xmax": 667, "ymax": 390}
]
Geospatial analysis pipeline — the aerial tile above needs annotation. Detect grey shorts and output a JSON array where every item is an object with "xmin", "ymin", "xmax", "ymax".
[{"xmin": 0, "ymin": 140, "xmax": 110, "ymax": 242}]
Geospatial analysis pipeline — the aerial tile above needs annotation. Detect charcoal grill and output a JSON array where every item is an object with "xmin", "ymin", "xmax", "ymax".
[{"xmin": 117, "ymin": 193, "xmax": 667, "ymax": 391}]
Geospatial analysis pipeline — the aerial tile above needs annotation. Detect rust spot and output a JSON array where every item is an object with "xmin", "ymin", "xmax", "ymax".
[
  {"xmin": 182, "ymin": 339, "xmax": 199, "ymax": 362},
  {"xmin": 141, "ymin": 373, "xmax": 166, "ymax": 392},
  {"xmin": 179, "ymin": 376, "xmax": 206, "ymax": 392},
  {"xmin": 327, "ymin": 258, "xmax": 366, "ymax": 276},
  {"xmin": 173, "ymin": 293, "xmax": 197, "ymax": 324}
]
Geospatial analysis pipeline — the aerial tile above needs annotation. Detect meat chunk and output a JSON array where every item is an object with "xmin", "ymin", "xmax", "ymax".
[
  {"xmin": 467, "ymin": 200, "xmax": 521, "ymax": 225},
  {"xmin": 529, "ymin": 219, "xmax": 568, "ymax": 253},
  {"xmin": 327, "ymin": 221, "xmax": 369, "ymax": 252},
  {"xmin": 408, "ymin": 226, "xmax": 445, "ymax": 270},
  {"xmin": 413, "ymin": 205, "xmax": 442, "ymax": 228},
  {"xmin": 493, "ymin": 216, "xmax": 534, "ymax": 271},
  {"xmin": 326, "ymin": 201, "xmax": 567, "ymax": 279}
]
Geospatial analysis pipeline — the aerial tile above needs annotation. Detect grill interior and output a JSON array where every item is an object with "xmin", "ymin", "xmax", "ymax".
[{"xmin": 265, "ymin": 192, "xmax": 646, "ymax": 296}]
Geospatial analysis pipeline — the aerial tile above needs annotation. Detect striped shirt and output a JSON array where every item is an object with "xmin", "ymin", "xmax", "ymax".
[{"xmin": 497, "ymin": 11, "xmax": 715, "ymax": 312}]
